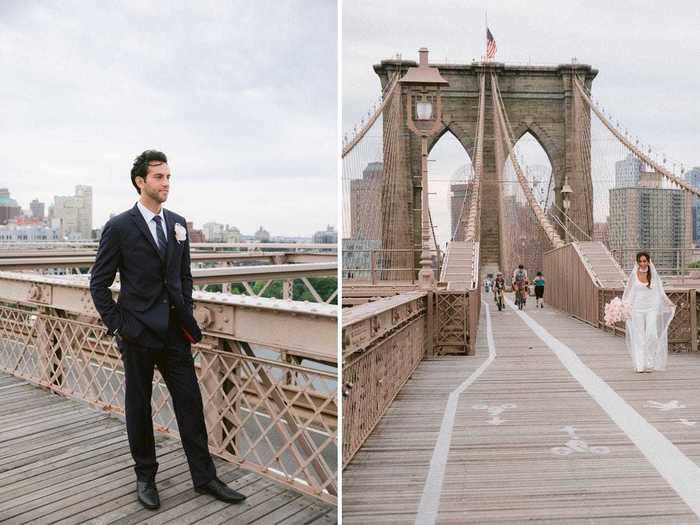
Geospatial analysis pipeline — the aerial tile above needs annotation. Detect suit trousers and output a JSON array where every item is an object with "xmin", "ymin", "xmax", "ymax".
[{"xmin": 119, "ymin": 310, "xmax": 217, "ymax": 487}]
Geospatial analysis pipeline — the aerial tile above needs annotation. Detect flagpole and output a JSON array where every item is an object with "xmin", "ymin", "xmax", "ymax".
[{"xmin": 485, "ymin": 10, "xmax": 489, "ymax": 63}]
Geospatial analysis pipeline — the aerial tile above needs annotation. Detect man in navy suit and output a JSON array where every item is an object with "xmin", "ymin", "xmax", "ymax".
[{"xmin": 90, "ymin": 150, "xmax": 245, "ymax": 510}]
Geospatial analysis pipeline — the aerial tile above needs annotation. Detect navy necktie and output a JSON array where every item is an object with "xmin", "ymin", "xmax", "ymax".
[{"xmin": 152, "ymin": 215, "xmax": 167, "ymax": 258}]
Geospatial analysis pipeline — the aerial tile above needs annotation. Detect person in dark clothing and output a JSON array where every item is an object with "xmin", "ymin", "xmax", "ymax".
[
  {"xmin": 90, "ymin": 150, "xmax": 246, "ymax": 510},
  {"xmin": 534, "ymin": 271, "xmax": 545, "ymax": 309}
]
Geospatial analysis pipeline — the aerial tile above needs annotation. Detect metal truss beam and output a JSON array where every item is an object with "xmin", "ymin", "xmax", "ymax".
[{"xmin": 0, "ymin": 271, "xmax": 337, "ymax": 363}]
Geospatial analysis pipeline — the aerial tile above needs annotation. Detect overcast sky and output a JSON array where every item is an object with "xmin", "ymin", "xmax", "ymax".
[
  {"xmin": 0, "ymin": 0, "xmax": 337, "ymax": 237},
  {"xmin": 343, "ymin": 0, "xmax": 700, "ymax": 245}
]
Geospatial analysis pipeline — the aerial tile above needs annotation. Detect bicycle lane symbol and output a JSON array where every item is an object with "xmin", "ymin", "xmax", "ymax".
[
  {"xmin": 472, "ymin": 403, "xmax": 516, "ymax": 425},
  {"xmin": 551, "ymin": 426, "xmax": 610, "ymax": 456}
]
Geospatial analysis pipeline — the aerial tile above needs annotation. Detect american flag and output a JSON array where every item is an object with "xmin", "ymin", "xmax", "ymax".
[{"xmin": 486, "ymin": 28, "xmax": 497, "ymax": 59}]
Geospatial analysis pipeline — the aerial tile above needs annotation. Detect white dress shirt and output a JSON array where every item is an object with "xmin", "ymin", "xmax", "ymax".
[{"xmin": 136, "ymin": 200, "xmax": 168, "ymax": 249}]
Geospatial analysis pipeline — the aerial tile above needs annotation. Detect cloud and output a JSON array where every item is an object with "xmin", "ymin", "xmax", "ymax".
[{"xmin": 0, "ymin": 0, "xmax": 337, "ymax": 236}]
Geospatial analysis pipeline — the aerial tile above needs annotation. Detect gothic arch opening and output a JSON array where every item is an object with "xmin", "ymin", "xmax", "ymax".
[
  {"xmin": 501, "ymin": 131, "xmax": 554, "ymax": 276},
  {"xmin": 427, "ymin": 129, "xmax": 474, "ymax": 250}
]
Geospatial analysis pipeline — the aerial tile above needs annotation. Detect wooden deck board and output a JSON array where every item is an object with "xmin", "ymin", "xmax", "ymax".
[
  {"xmin": 0, "ymin": 373, "xmax": 336, "ymax": 524},
  {"xmin": 343, "ymin": 299, "xmax": 700, "ymax": 523}
]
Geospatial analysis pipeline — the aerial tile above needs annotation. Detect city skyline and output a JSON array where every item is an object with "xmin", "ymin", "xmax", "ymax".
[{"xmin": 0, "ymin": 1, "xmax": 337, "ymax": 237}]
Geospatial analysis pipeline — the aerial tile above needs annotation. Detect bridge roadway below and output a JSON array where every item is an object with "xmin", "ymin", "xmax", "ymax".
[
  {"xmin": 343, "ymin": 296, "xmax": 700, "ymax": 524},
  {"xmin": 0, "ymin": 373, "xmax": 336, "ymax": 525}
]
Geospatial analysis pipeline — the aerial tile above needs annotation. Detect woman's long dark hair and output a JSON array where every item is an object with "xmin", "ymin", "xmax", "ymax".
[{"xmin": 636, "ymin": 251, "xmax": 652, "ymax": 288}]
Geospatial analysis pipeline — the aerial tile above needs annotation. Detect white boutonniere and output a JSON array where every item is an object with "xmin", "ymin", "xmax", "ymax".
[{"xmin": 174, "ymin": 223, "xmax": 187, "ymax": 243}]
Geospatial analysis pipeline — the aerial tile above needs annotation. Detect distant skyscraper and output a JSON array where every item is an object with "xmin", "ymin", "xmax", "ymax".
[
  {"xmin": 608, "ymin": 172, "xmax": 692, "ymax": 272},
  {"xmin": 684, "ymin": 167, "xmax": 700, "ymax": 245},
  {"xmin": 349, "ymin": 162, "xmax": 382, "ymax": 240},
  {"xmin": 53, "ymin": 185, "xmax": 93, "ymax": 239},
  {"xmin": 254, "ymin": 226, "xmax": 270, "ymax": 242},
  {"xmin": 614, "ymin": 154, "xmax": 643, "ymax": 188},
  {"xmin": 526, "ymin": 164, "xmax": 549, "ymax": 205},
  {"xmin": 30, "ymin": 199, "xmax": 45, "ymax": 221},
  {"xmin": 0, "ymin": 188, "xmax": 21, "ymax": 225},
  {"xmin": 449, "ymin": 181, "xmax": 470, "ymax": 241}
]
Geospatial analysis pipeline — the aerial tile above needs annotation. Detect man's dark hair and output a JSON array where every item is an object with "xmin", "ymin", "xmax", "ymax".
[
  {"xmin": 537, "ymin": 271, "xmax": 542, "ymax": 276},
  {"xmin": 518, "ymin": 264, "xmax": 524, "ymax": 269},
  {"xmin": 130, "ymin": 150, "xmax": 168, "ymax": 194}
]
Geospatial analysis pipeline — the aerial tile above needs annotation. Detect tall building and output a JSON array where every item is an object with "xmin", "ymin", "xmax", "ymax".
[
  {"xmin": 614, "ymin": 154, "xmax": 643, "ymax": 188},
  {"xmin": 526, "ymin": 164, "xmax": 549, "ymax": 205},
  {"xmin": 53, "ymin": 185, "xmax": 93, "ymax": 239},
  {"xmin": 186, "ymin": 221, "xmax": 205, "ymax": 243},
  {"xmin": 30, "ymin": 199, "xmax": 45, "ymax": 221},
  {"xmin": 684, "ymin": 167, "xmax": 700, "ymax": 245},
  {"xmin": 202, "ymin": 222, "xmax": 225, "ymax": 242},
  {"xmin": 254, "ymin": 226, "xmax": 270, "ymax": 242},
  {"xmin": 75, "ymin": 185, "xmax": 92, "ymax": 238},
  {"xmin": 608, "ymin": 171, "xmax": 692, "ymax": 272},
  {"xmin": 223, "ymin": 225, "xmax": 241, "ymax": 243},
  {"xmin": 349, "ymin": 162, "xmax": 382, "ymax": 240},
  {"xmin": 449, "ymin": 181, "xmax": 470, "ymax": 242},
  {"xmin": 0, "ymin": 188, "xmax": 21, "ymax": 225},
  {"xmin": 313, "ymin": 225, "xmax": 337, "ymax": 244}
]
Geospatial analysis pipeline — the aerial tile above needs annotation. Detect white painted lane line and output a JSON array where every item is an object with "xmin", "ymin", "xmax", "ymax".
[
  {"xmin": 507, "ymin": 299, "xmax": 700, "ymax": 518},
  {"xmin": 415, "ymin": 301, "xmax": 497, "ymax": 525}
]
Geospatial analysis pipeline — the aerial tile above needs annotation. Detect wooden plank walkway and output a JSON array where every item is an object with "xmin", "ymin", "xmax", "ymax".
[
  {"xmin": 343, "ymin": 297, "xmax": 700, "ymax": 524},
  {"xmin": 0, "ymin": 373, "xmax": 336, "ymax": 525}
]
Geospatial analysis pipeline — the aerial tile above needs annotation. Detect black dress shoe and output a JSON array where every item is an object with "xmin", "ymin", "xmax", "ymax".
[
  {"xmin": 136, "ymin": 480, "xmax": 160, "ymax": 509},
  {"xmin": 195, "ymin": 477, "xmax": 246, "ymax": 503}
]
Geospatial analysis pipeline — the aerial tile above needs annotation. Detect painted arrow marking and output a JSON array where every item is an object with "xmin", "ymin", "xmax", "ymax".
[
  {"xmin": 472, "ymin": 403, "xmax": 517, "ymax": 425},
  {"xmin": 646, "ymin": 400, "xmax": 686, "ymax": 411}
]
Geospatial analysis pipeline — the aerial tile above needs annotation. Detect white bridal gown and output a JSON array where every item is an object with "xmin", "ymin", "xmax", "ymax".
[{"xmin": 622, "ymin": 263, "xmax": 675, "ymax": 372}]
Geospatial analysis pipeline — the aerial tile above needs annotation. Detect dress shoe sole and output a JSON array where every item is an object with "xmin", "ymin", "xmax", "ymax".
[
  {"xmin": 138, "ymin": 498, "xmax": 160, "ymax": 510},
  {"xmin": 194, "ymin": 487, "xmax": 246, "ymax": 502}
]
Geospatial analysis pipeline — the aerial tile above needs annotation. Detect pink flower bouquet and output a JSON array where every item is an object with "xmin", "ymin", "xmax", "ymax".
[{"xmin": 604, "ymin": 297, "xmax": 632, "ymax": 326}]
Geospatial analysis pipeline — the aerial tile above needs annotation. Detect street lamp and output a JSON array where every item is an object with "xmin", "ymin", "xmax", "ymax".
[
  {"xmin": 400, "ymin": 47, "xmax": 449, "ymax": 288},
  {"xmin": 561, "ymin": 178, "xmax": 573, "ymax": 243}
]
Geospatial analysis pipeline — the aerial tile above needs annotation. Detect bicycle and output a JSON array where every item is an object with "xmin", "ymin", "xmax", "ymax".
[
  {"xmin": 494, "ymin": 287, "xmax": 505, "ymax": 311},
  {"xmin": 514, "ymin": 283, "xmax": 528, "ymax": 310}
]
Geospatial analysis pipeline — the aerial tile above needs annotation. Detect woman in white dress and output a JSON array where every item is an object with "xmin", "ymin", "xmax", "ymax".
[{"xmin": 622, "ymin": 252, "xmax": 675, "ymax": 373}]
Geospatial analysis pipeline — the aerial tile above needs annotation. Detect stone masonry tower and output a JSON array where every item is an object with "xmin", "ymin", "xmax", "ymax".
[{"xmin": 374, "ymin": 58, "xmax": 597, "ymax": 275}]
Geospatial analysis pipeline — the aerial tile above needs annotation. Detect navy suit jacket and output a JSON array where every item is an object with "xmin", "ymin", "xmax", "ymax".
[{"xmin": 89, "ymin": 203, "xmax": 203, "ymax": 348}]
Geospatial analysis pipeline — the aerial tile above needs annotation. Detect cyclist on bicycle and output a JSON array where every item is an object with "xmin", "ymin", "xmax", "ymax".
[
  {"xmin": 493, "ymin": 272, "xmax": 506, "ymax": 311},
  {"xmin": 512, "ymin": 264, "xmax": 529, "ymax": 309}
]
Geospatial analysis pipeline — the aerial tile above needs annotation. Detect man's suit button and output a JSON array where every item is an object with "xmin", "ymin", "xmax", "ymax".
[
  {"xmin": 164, "ymin": 279, "xmax": 168, "ymax": 285},
  {"xmin": 162, "ymin": 299, "xmax": 167, "ymax": 304}
]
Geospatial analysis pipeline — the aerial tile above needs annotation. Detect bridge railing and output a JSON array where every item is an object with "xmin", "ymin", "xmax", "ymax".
[
  {"xmin": 545, "ymin": 243, "xmax": 700, "ymax": 353},
  {"xmin": 609, "ymin": 248, "xmax": 700, "ymax": 277},
  {"xmin": 598, "ymin": 288, "xmax": 698, "ymax": 353},
  {"xmin": 341, "ymin": 292, "xmax": 428, "ymax": 466},
  {"xmin": 543, "ymin": 243, "xmax": 601, "ymax": 325},
  {"xmin": 342, "ymin": 248, "xmax": 441, "ymax": 284},
  {"xmin": 0, "ymin": 272, "xmax": 337, "ymax": 503},
  {"xmin": 434, "ymin": 287, "xmax": 481, "ymax": 356}
]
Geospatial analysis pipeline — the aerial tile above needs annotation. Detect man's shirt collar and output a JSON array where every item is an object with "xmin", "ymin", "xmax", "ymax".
[{"xmin": 136, "ymin": 200, "xmax": 165, "ymax": 225}]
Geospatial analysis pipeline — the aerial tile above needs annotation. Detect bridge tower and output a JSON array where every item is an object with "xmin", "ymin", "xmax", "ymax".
[{"xmin": 374, "ymin": 57, "xmax": 597, "ymax": 276}]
